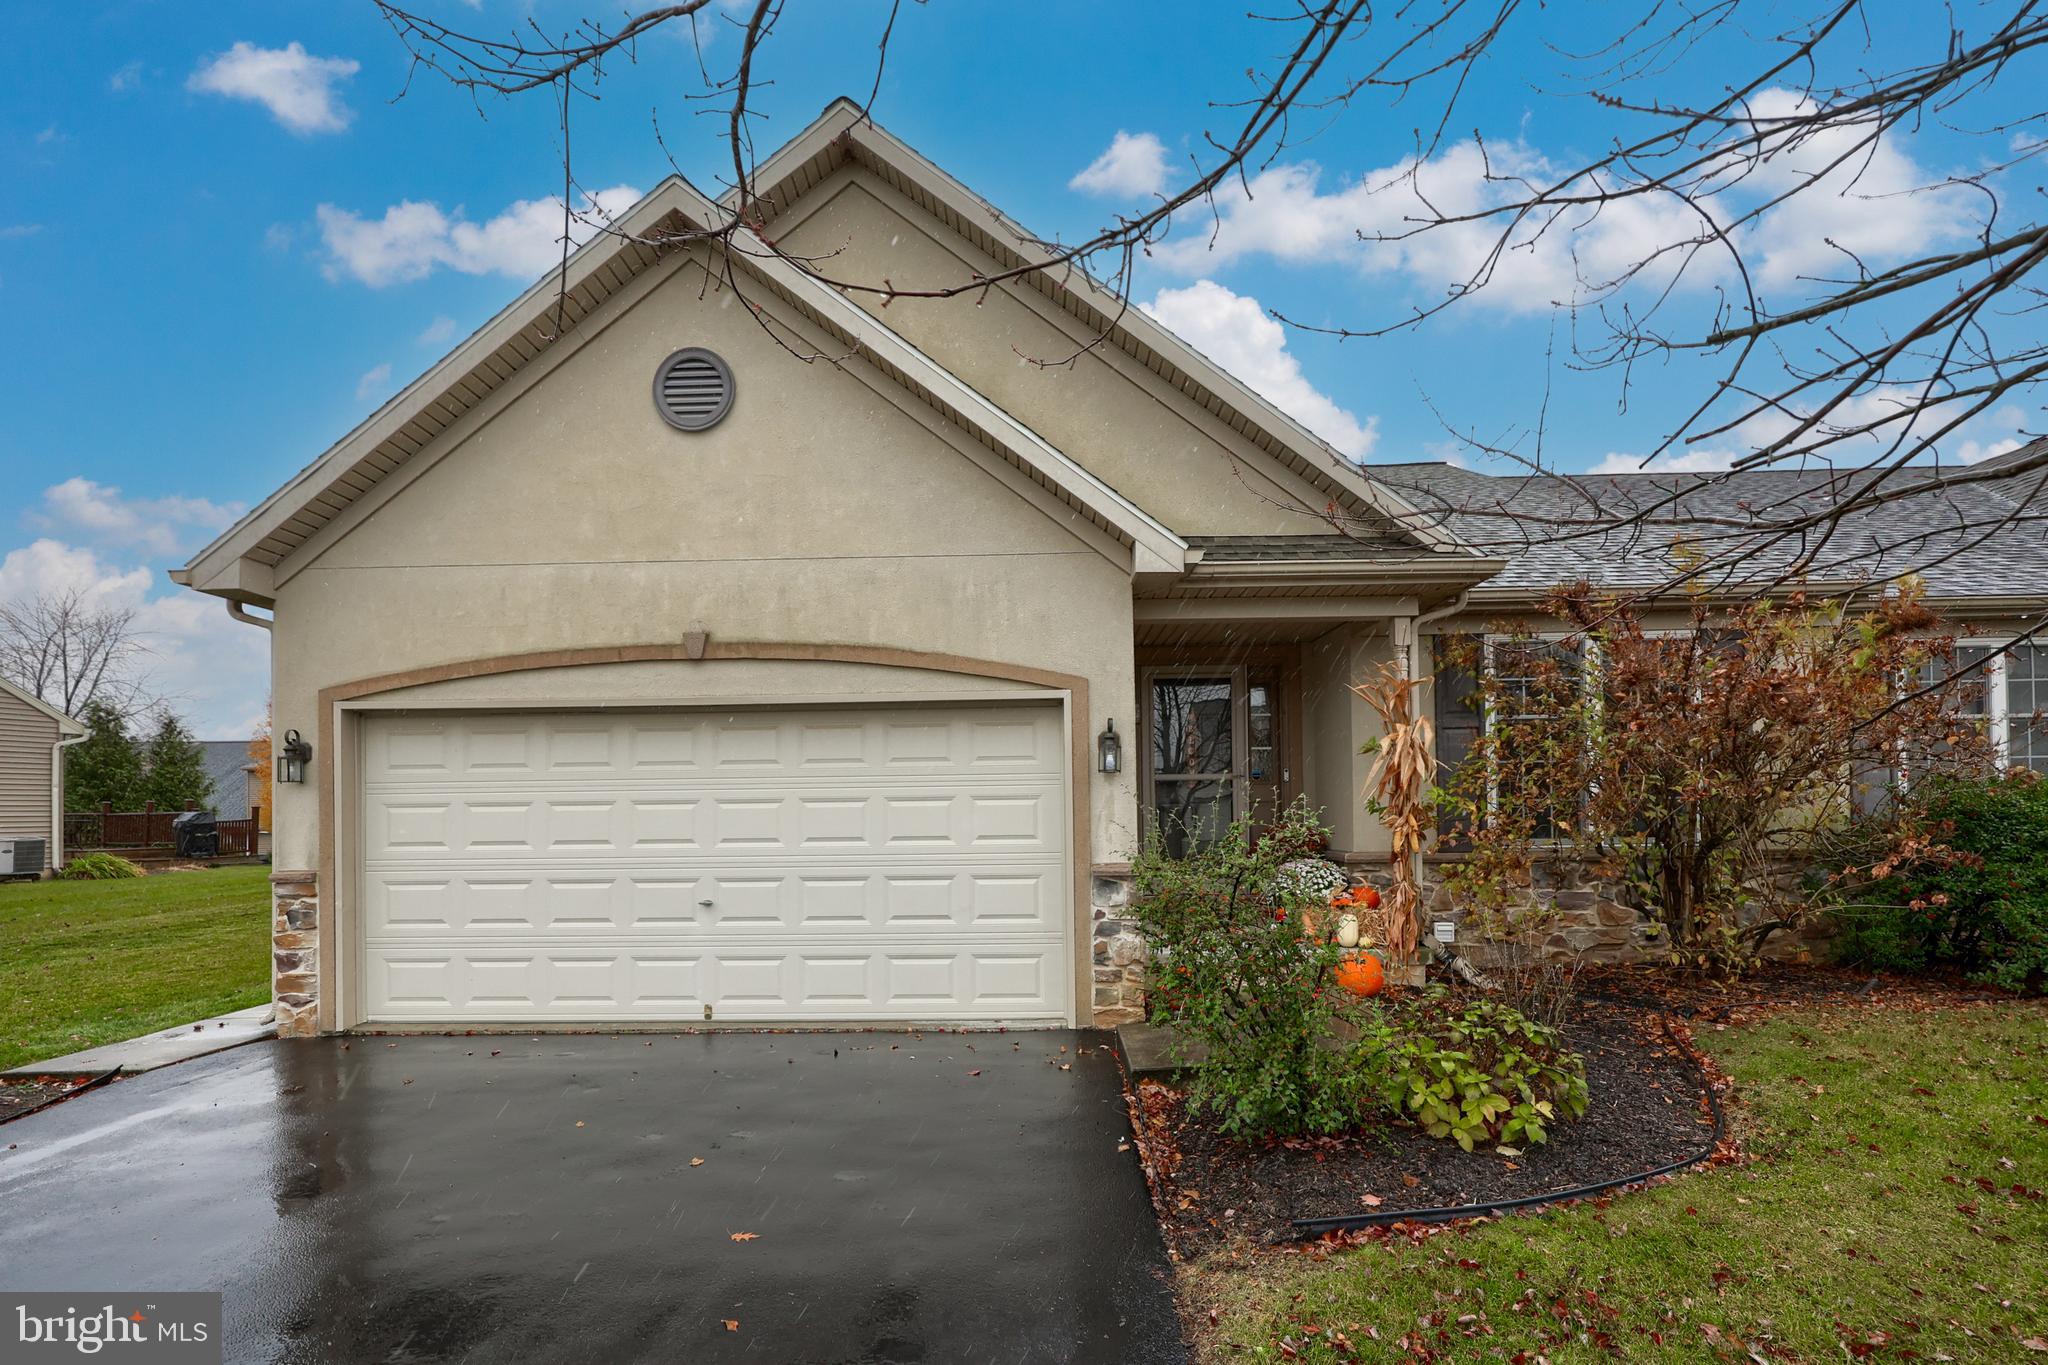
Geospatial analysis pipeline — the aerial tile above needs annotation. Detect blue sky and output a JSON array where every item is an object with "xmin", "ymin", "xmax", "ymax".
[{"xmin": 1, "ymin": 1, "xmax": 2033, "ymax": 737}]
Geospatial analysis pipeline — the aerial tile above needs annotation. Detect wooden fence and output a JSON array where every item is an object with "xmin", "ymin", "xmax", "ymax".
[{"xmin": 63, "ymin": 802, "xmax": 263, "ymax": 858}]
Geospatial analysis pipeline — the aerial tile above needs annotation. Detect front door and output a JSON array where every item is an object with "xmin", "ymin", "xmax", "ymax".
[{"xmin": 1143, "ymin": 666, "xmax": 1291, "ymax": 854}]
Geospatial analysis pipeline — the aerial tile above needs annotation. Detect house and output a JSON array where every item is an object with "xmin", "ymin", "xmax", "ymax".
[
  {"xmin": 172, "ymin": 99, "xmax": 2047, "ymax": 1036},
  {"xmin": 197, "ymin": 740, "xmax": 261, "ymax": 822},
  {"xmin": 0, "ymin": 676, "xmax": 87, "ymax": 877}
]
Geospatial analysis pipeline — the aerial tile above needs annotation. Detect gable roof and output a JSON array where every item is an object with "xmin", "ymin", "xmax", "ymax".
[
  {"xmin": 1364, "ymin": 439, "xmax": 2048, "ymax": 601},
  {"xmin": 0, "ymin": 676, "xmax": 87, "ymax": 736},
  {"xmin": 175, "ymin": 175, "xmax": 1195, "ymax": 604},
  {"xmin": 733, "ymin": 98, "xmax": 1473, "ymax": 556}
]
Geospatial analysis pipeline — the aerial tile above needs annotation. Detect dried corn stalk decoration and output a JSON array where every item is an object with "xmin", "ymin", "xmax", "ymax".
[{"xmin": 1352, "ymin": 662, "xmax": 1434, "ymax": 967}]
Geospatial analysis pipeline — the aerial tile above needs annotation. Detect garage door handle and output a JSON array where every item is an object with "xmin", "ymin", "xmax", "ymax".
[{"xmin": 698, "ymin": 899, "xmax": 714, "ymax": 907}]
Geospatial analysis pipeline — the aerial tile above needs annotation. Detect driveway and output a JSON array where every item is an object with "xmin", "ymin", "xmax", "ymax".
[{"xmin": 1, "ymin": 1029, "xmax": 1185, "ymax": 1364}]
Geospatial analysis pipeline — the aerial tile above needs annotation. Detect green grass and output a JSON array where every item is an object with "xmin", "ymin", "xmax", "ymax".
[
  {"xmin": 1183, "ymin": 1001, "xmax": 2048, "ymax": 1362},
  {"xmin": 0, "ymin": 865, "xmax": 271, "ymax": 1072}
]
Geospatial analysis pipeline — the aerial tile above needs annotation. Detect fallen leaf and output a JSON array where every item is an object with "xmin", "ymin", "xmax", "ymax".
[
  {"xmin": 1360, "ymin": 1193, "xmax": 1384, "ymax": 1207},
  {"xmin": 575, "ymin": 1121, "xmax": 585, "ymax": 1128},
  {"xmin": 730, "ymin": 1231, "xmax": 760, "ymax": 1242},
  {"xmin": 968, "ymin": 1070, "xmax": 982, "ymax": 1077},
  {"xmin": 690, "ymin": 1157, "xmax": 705, "ymax": 1167},
  {"xmin": 722, "ymin": 1319, "xmax": 739, "ymax": 1332}
]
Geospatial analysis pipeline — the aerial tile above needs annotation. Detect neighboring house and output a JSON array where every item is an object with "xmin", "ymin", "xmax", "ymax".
[
  {"xmin": 171, "ymin": 99, "xmax": 2048, "ymax": 1037},
  {"xmin": 0, "ymin": 677, "xmax": 87, "ymax": 876},
  {"xmin": 197, "ymin": 740, "xmax": 261, "ymax": 820}
]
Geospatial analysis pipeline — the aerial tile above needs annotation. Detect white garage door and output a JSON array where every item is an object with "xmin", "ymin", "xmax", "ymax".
[{"xmin": 356, "ymin": 704, "xmax": 1070, "ymax": 1024}]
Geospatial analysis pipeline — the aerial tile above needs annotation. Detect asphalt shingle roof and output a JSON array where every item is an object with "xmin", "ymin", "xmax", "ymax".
[
  {"xmin": 197, "ymin": 740, "xmax": 254, "ymax": 817},
  {"xmin": 1359, "ymin": 440, "xmax": 2048, "ymax": 598}
]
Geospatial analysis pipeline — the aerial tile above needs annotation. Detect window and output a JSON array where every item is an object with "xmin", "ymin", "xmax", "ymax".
[
  {"xmin": 1923, "ymin": 642, "xmax": 2048, "ymax": 774},
  {"xmin": 1141, "ymin": 663, "xmax": 1296, "ymax": 856},
  {"xmin": 1481, "ymin": 637, "xmax": 1590, "ymax": 841}
]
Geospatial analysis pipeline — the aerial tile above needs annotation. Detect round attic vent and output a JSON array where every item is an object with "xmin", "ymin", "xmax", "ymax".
[{"xmin": 652, "ymin": 347, "xmax": 735, "ymax": 431}]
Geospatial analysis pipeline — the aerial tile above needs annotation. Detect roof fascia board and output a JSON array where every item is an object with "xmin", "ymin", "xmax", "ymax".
[
  {"xmin": 734, "ymin": 100, "xmax": 1473, "ymax": 556},
  {"xmin": 763, "ymin": 161, "xmax": 1355, "ymax": 531},
  {"xmin": 181, "ymin": 178, "xmax": 696, "ymax": 590},
  {"xmin": 670, "ymin": 184, "xmax": 1187, "ymax": 571},
  {"xmin": 269, "ymin": 240, "xmax": 1140, "ymax": 587}
]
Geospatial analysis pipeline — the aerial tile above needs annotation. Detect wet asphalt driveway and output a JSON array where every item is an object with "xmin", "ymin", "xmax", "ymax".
[{"xmin": 1, "ymin": 1030, "xmax": 1185, "ymax": 1364}]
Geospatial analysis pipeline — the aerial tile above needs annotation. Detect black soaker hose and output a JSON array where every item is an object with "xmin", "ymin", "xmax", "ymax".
[{"xmin": 1288, "ymin": 1012, "xmax": 1727, "ymax": 1238}]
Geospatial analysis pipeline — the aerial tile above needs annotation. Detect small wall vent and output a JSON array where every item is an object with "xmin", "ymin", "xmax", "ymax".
[{"xmin": 653, "ymin": 347, "xmax": 735, "ymax": 431}]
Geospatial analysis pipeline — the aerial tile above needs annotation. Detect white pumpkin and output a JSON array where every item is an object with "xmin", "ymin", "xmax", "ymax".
[{"xmin": 1335, "ymin": 913, "xmax": 1361, "ymax": 948}]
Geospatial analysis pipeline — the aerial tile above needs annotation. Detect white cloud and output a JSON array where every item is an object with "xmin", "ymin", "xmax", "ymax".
[
  {"xmin": 28, "ymin": 479, "xmax": 242, "ymax": 559},
  {"xmin": 188, "ymin": 41, "xmax": 360, "ymax": 135},
  {"xmin": 109, "ymin": 61, "xmax": 143, "ymax": 93},
  {"xmin": 1070, "ymin": 131, "xmax": 1170, "ymax": 198},
  {"xmin": 0, "ymin": 224, "xmax": 41, "ymax": 240},
  {"xmin": 1589, "ymin": 448, "xmax": 1741, "ymax": 475},
  {"xmin": 1154, "ymin": 89, "xmax": 1972, "ymax": 313},
  {"xmin": 1736, "ymin": 89, "xmax": 1974, "ymax": 287},
  {"xmin": 263, "ymin": 223, "xmax": 294, "ymax": 253},
  {"xmin": 355, "ymin": 362, "xmax": 393, "ymax": 402},
  {"xmin": 1143, "ymin": 280, "xmax": 1378, "ymax": 458},
  {"xmin": 0, "ymin": 539, "xmax": 268, "ymax": 738},
  {"xmin": 416, "ymin": 315, "xmax": 458, "ymax": 346},
  {"xmin": 316, "ymin": 184, "xmax": 643, "ymax": 287}
]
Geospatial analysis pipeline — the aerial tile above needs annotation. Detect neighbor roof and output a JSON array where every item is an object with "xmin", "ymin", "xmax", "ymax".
[
  {"xmin": 1363, "ymin": 439, "xmax": 2048, "ymax": 600},
  {"xmin": 0, "ymin": 676, "xmax": 86, "ymax": 736},
  {"xmin": 197, "ymin": 740, "xmax": 256, "ymax": 816}
]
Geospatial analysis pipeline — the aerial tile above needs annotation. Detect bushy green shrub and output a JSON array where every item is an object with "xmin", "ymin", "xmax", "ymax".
[
  {"xmin": 58, "ymin": 852, "xmax": 145, "ymax": 880},
  {"xmin": 1133, "ymin": 801, "xmax": 1591, "ymax": 1147},
  {"xmin": 1832, "ymin": 771, "xmax": 2048, "ymax": 993},
  {"xmin": 1132, "ymin": 800, "xmax": 1366, "ymax": 1137},
  {"xmin": 1360, "ymin": 989, "xmax": 1589, "ymax": 1151}
]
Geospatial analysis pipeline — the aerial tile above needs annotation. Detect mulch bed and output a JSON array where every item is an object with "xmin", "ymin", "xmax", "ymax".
[{"xmin": 1131, "ymin": 994, "xmax": 1720, "ymax": 1255}]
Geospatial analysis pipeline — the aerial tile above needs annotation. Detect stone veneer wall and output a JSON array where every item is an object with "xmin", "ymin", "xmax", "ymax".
[
  {"xmin": 271, "ymin": 870, "xmax": 320, "ymax": 1038},
  {"xmin": 1087, "ymin": 852, "xmax": 1832, "ymax": 1024}
]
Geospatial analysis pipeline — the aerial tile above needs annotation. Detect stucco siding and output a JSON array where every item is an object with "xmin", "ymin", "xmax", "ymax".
[
  {"xmin": 269, "ymin": 247, "xmax": 1142, "ymax": 880},
  {"xmin": 775, "ymin": 170, "xmax": 1342, "ymax": 538},
  {"xmin": 0, "ymin": 694, "xmax": 59, "ymax": 843},
  {"xmin": 1301, "ymin": 624, "xmax": 1396, "ymax": 856}
]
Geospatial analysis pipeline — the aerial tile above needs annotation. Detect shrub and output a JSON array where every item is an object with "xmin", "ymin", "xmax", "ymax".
[
  {"xmin": 58, "ymin": 852, "xmax": 145, "ymax": 880},
  {"xmin": 1132, "ymin": 800, "xmax": 1368, "ymax": 1138},
  {"xmin": 1361, "ymin": 989, "xmax": 1589, "ymax": 1151},
  {"xmin": 1831, "ymin": 771, "xmax": 2048, "ymax": 993}
]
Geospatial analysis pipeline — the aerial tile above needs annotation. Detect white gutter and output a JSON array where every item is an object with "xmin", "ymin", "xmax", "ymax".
[
  {"xmin": 51, "ymin": 731, "xmax": 88, "ymax": 871},
  {"xmin": 1395, "ymin": 589, "xmax": 1472, "ymax": 680},
  {"xmin": 226, "ymin": 601, "xmax": 274, "ymax": 631}
]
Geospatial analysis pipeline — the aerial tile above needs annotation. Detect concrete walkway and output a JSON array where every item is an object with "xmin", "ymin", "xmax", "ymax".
[{"xmin": 0, "ymin": 1004, "xmax": 275, "ymax": 1080}]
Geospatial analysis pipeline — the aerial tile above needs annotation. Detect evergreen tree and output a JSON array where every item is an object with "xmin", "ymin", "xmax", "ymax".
[
  {"xmin": 65, "ymin": 700, "xmax": 143, "ymax": 810},
  {"xmin": 139, "ymin": 711, "xmax": 215, "ymax": 812}
]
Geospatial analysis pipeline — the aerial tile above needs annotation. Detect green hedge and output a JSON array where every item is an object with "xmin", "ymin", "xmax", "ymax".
[{"xmin": 1833, "ymin": 772, "xmax": 2048, "ymax": 993}]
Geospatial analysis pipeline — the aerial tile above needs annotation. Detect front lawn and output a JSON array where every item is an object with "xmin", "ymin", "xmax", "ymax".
[
  {"xmin": 1181, "ymin": 999, "xmax": 2048, "ymax": 1361},
  {"xmin": 0, "ymin": 865, "xmax": 271, "ymax": 1071}
]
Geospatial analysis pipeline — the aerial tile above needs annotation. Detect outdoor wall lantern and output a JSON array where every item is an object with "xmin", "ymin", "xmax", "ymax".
[
  {"xmin": 1097, "ymin": 719, "xmax": 1122, "ymax": 774},
  {"xmin": 277, "ymin": 729, "xmax": 312, "ymax": 785}
]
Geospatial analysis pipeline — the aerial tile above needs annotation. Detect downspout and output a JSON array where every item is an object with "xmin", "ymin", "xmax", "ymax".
[
  {"xmin": 1394, "ymin": 589, "xmax": 1497, "ymax": 987},
  {"xmin": 226, "ymin": 601, "xmax": 274, "ymax": 631},
  {"xmin": 51, "ymin": 730, "xmax": 88, "ymax": 872}
]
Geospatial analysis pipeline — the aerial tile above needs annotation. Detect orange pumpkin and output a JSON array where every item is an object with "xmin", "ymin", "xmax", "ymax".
[
  {"xmin": 1356, "ymin": 885, "xmax": 1383, "ymax": 910},
  {"xmin": 1334, "ymin": 953, "xmax": 1385, "ymax": 997}
]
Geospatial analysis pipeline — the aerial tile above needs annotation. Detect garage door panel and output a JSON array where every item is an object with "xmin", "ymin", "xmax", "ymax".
[
  {"xmin": 361, "ymin": 862, "xmax": 1063, "ymax": 937},
  {"xmin": 358, "ymin": 704, "xmax": 1069, "ymax": 1023},
  {"xmin": 363, "ymin": 788, "xmax": 1061, "ymax": 862},
  {"xmin": 360, "ymin": 943, "xmax": 1065, "ymax": 1020}
]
